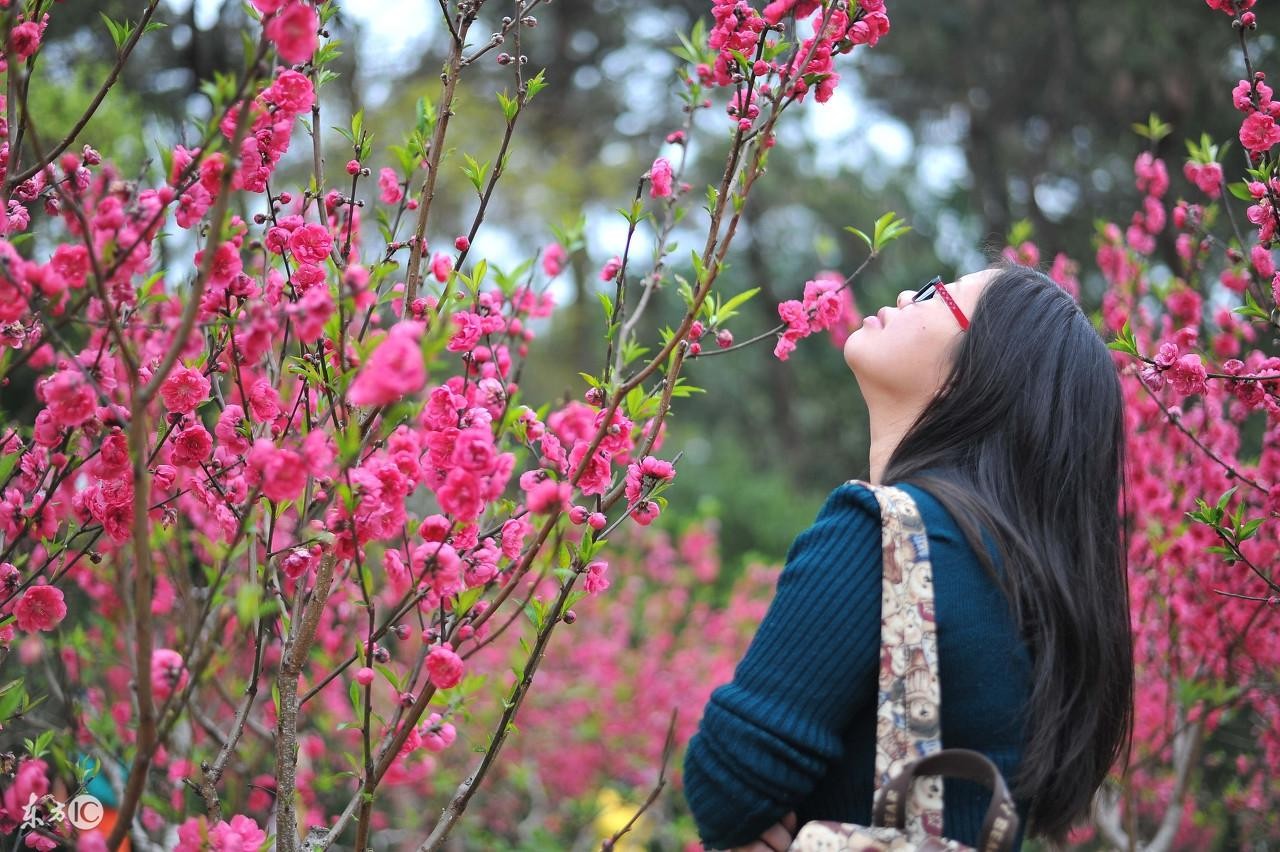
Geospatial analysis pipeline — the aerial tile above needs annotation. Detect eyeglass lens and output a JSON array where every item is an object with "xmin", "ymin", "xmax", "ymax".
[{"xmin": 914, "ymin": 276, "xmax": 942, "ymax": 302}]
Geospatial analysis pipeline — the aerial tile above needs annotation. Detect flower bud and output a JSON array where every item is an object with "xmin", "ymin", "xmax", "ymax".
[
  {"xmin": 716, "ymin": 329, "xmax": 734, "ymax": 348},
  {"xmin": 563, "ymin": 609, "xmax": 577, "ymax": 624},
  {"xmin": 355, "ymin": 667, "xmax": 375, "ymax": 686},
  {"xmin": 346, "ymin": 159, "xmax": 360, "ymax": 175},
  {"xmin": 454, "ymin": 235, "xmax": 470, "ymax": 251}
]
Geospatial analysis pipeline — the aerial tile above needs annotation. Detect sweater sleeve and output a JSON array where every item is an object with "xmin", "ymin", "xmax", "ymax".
[{"xmin": 682, "ymin": 482, "xmax": 883, "ymax": 849}]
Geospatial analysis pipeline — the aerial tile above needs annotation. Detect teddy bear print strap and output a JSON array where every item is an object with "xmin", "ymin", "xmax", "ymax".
[{"xmin": 847, "ymin": 479, "xmax": 946, "ymax": 839}]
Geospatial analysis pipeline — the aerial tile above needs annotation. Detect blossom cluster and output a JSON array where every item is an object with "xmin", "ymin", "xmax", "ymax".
[
  {"xmin": 702, "ymin": 0, "xmax": 892, "ymax": 124},
  {"xmin": 773, "ymin": 273, "xmax": 854, "ymax": 360}
]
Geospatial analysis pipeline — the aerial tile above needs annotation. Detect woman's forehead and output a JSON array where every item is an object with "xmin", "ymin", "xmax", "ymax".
[{"xmin": 952, "ymin": 268, "xmax": 998, "ymax": 299}]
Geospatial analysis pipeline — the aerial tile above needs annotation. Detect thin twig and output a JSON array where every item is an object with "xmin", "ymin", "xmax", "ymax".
[{"xmin": 601, "ymin": 709, "xmax": 679, "ymax": 850}]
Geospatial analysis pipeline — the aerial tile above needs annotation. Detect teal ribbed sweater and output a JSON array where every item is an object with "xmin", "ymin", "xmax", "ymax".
[{"xmin": 682, "ymin": 480, "xmax": 1034, "ymax": 850}]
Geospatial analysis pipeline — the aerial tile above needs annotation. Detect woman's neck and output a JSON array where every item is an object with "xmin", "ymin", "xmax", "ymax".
[{"xmin": 866, "ymin": 398, "xmax": 924, "ymax": 485}]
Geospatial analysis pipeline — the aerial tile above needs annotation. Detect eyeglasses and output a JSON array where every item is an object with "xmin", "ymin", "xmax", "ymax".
[{"xmin": 913, "ymin": 275, "xmax": 970, "ymax": 331}]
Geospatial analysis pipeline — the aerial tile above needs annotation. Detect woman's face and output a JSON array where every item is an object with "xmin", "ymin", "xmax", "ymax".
[{"xmin": 843, "ymin": 268, "xmax": 997, "ymax": 404}]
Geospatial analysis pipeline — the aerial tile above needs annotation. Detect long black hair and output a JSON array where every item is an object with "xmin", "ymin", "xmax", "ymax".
[{"xmin": 881, "ymin": 262, "xmax": 1134, "ymax": 843}]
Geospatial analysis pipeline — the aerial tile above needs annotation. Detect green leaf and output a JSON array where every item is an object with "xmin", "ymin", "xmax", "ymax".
[
  {"xmin": 618, "ymin": 199, "xmax": 644, "ymax": 226},
  {"xmin": 313, "ymin": 40, "xmax": 344, "ymax": 73},
  {"xmin": 461, "ymin": 153, "xmax": 490, "ymax": 195},
  {"xmin": 1006, "ymin": 219, "xmax": 1034, "ymax": 246},
  {"xmin": 1107, "ymin": 320, "xmax": 1137, "ymax": 356},
  {"xmin": 716, "ymin": 286, "xmax": 760, "ymax": 321},
  {"xmin": 525, "ymin": 598, "xmax": 548, "ymax": 631},
  {"xmin": 416, "ymin": 97, "xmax": 437, "ymax": 136},
  {"xmin": 524, "ymin": 69, "xmax": 548, "ymax": 101},
  {"xmin": 871, "ymin": 212, "xmax": 911, "ymax": 253},
  {"xmin": 1228, "ymin": 181, "xmax": 1256, "ymax": 202},
  {"xmin": 32, "ymin": 729, "xmax": 55, "ymax": 759},
  {"xmin": 0, "ymin": 679, "xmax": 25, "ymax": 722},
  {"xmin": 1234, "ymin": 288, "xmax": 1270, "ymax": 320},
  {"xmin": 690, "ymin": 250, "xmax": 707, "ymax": 285},
  {"xmin": 100, "ymin": 13, "xmax": 128, "ymax": 51},
  {"xmin": 598, "ymin": 291, "xmax": 614, "ymax": 323},
  {"xmin": 0, "ymin": 452, "xmax": 18, "ymax": 487},
  {"xmin": 351, "ymin": 110, "xmax": 364, "ymax": 147},
  {"xmin": 844, "ymin": 226, "xmax": 872, "ymax": 251},
  {"xmin": 668, "ymin": 379, "xmax": 705, "ymax": 398},
  {"xmin": 1216, "ymin": 486, "xmax": 1239, "ymax": 513},
  {"xmin": 454, "ymin": 587, "xmax": 483, "ymax": 617},
  {"xmin": 497, "ymin": 90, "xmax": 519, "ymax": 122},
  {"xmin": 1132, "ymin": 112, "xmax": 1173, "ymax": 143},
  {"xmin": 235, "ymin": 583, "xmax": 262, "ymax": 626},
  {"xmin": 374, "ymin": 663, "xmax": 402, "ymax": 692},
  {"xmin": 620, "ymin": 338, "xmax": 649, "ymax": 366},
  {"xmin": 1239, "ymin": 518, "xmax": 1265, "ymax": 541}
]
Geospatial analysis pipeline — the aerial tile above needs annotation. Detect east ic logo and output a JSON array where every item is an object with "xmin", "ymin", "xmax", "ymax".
[{"xmin": 19, "ymin": 792, "xmax": 104, "ymax": 832}]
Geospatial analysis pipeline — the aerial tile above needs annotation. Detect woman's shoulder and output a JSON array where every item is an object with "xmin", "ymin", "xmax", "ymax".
[
  {"xmin": 827, "ymin": 478, "xmax": 964, "ymax": 541},
  {"xmin": 783, "ymin": 479, "xmax": 883, "ymax": 563}
]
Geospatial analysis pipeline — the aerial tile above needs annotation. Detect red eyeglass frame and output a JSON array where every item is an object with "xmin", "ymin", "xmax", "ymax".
[{"xmin": 913, "ymin": 275, "xmax": 970, "ymax": 331}]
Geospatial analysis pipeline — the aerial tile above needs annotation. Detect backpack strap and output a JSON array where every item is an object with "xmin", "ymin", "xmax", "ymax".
[{"xmin": 847, "ymin": 479, "xmax": 945, "ymax": 838}]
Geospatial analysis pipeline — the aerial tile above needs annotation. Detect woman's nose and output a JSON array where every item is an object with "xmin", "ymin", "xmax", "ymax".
[{"xmin": 896, "ymin": 290, "xmax": 915, "ymax": 308}]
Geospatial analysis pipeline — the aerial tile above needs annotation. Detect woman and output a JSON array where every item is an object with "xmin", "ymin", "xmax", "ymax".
[{"xmin": 682, "ymin": 264, "xmax": 1134, "ymax": 851}]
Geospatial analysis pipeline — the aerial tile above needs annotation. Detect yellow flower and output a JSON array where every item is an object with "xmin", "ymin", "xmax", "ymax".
[{"xmin": 594, "ymin": 787, "xmax": 653, "ymax": 851}]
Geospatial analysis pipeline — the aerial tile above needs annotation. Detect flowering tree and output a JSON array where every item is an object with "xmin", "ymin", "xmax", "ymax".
[
  {"xmin": 996, "ymin": 2, "xmax": 1280, "ymax": 847},
  {"xmin": 0, "ymin": 0, "xmax": 895, "ymax": 849}
]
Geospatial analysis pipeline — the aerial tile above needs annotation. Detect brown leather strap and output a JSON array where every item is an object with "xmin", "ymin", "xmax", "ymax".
[{"xmin": 871, "ymin": 748, "xmax": 1020, "ymax": 852}]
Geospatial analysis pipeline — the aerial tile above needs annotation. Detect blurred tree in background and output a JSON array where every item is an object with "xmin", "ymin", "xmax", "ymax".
[
  {"xmin": 860, "ymin": 0, "xmax": 1257, "ymax": 270},
  {"xmin": 31, "ymin": 0, "xmax": 1270, "ymax": 571}
]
